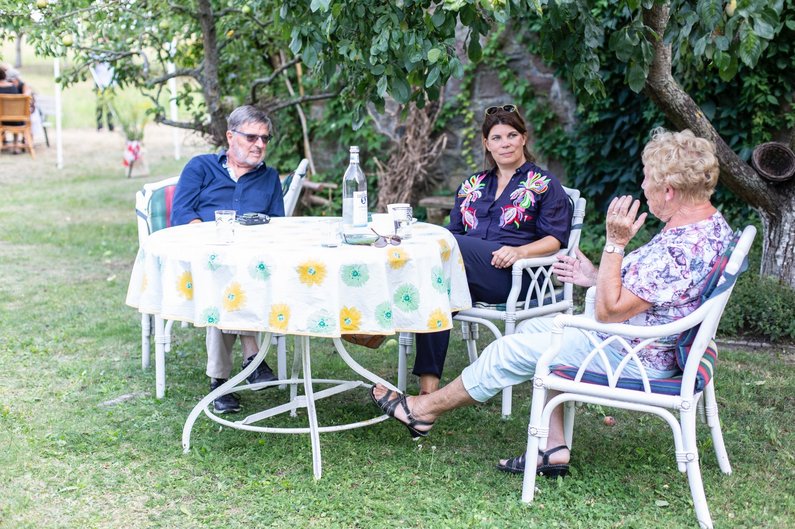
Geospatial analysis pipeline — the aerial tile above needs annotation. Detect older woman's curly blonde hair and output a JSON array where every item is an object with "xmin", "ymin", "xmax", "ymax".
[{"xmin": 641, "ymin": 128, "xmax": 720, "ymax": 203}]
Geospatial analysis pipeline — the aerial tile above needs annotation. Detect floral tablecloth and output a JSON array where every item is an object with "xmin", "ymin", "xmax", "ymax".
[{"xmin": 126, "ymin": 217, "xmax": 472, "ymax": 337}]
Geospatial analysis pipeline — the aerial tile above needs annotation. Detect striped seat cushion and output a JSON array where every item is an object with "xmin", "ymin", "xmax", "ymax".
[
  {"xmin": 148, "ymin": 185, "xmax": 176, "ymax": 233},
  {"xmin": 551, "ymin": 340, "xmax": 718, "ymax": 396},
  {"xmin": 550, "ymin": 231, "xmax": 742, "ymax": 396}
]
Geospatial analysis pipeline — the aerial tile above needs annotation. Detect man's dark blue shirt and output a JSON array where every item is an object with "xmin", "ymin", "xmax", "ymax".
[{"xmin": 170, "ymin": 150, "xmax": 284, "ymax": 226}]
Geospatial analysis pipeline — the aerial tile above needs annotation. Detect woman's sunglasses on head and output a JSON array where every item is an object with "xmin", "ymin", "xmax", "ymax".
[{"xmin": 485, "ymin": 104, "xmax": 518, "ymax": 116}]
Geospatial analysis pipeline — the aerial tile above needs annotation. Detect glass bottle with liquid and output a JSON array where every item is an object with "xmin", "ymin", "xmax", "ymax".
[{"xmin": 342, "ymin": 146, "xmax": 368, "ymax": 231}]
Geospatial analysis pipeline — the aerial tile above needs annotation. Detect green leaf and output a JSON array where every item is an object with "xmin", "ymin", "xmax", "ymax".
[
  {"xmin": 766, "ymin": 94, "xmax": 779, "ymax": 105},
  {"xmin": 376, "ymin": 74, "xmax": 388, "ymax": 98},
  {"xmin": 427, "ymin": 47, "xmax": 442, "ymax": 64},
  {"xmin": 786, "ymin": 20, "xmax": 795, "ymax": 31},
  {"xmin": 467, "ymin": 36, "xmax": 482, "ymax": 62},
  {"xmin": 718, "ymin": 54, "xmax": 739, "ymax": 81},
  {"xmin": 431, "ymin": 10, "xmax": 446, "ymax": 28},
  {"xmin": 753, "ymin": 16, "xmax": 776, "ymax": 40},
  {"xmin": 695, "ymin": 0, "xmax": 722, "ymax": 33},
  {"xmin": 302, "ymin": 42, "xmax": 318, "ymax": 68},
  {"xmin": 425, "ymin": 65, "xmax": 440, "ymax": 88},
  {"xmin": 626, "ymin": 61, "xmax": 647, "ymax": 93},
  {"xmin": 389, "ymin": 74, "xmax": 411, "ymax": 104},
  {"xmin": 738, "ymin": 24, "xmax": 763, "ymax": 67},
  {"xmin": 450, "ymin": 57, "xmax": 464, "ymax": 78}
]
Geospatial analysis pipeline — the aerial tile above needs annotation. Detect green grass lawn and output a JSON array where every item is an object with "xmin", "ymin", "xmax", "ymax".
[
  {"xmin": 2, "ymin": 41, "xmax": 795, "ymax": 529},
  {"xmin": 2, "ymin": 147, "xmax": 794, "ymax": 529}
]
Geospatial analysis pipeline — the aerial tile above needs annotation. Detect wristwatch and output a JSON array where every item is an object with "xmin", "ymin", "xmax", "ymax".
[{"xmin": 604, "ymin": 243, "xmax": 625, "ymax": 257}]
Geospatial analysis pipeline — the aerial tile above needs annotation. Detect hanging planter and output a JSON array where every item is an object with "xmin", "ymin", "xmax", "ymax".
[{"xmin": 751, "ymin": 142, "xmax": 795, "ymax": 183}]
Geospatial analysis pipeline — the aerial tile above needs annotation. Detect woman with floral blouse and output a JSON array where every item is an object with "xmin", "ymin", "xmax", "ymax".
[{"xmin": 412, "ymin": 105, "xmax": 573, "ymax": 395}]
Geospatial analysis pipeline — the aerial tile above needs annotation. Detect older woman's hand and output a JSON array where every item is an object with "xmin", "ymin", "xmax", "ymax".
[
  {"xmin": 606, "ymin": 195, "xmax": 647, "ymax": 247},
  {"xmin": 552, "ymin": 248, "xmax": 598, "ymax": 287}
]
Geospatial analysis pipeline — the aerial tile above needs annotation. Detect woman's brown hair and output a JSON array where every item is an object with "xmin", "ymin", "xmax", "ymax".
[{"xmin": 481, "ymin": 106, "xmax": 535, "ymax": 169}]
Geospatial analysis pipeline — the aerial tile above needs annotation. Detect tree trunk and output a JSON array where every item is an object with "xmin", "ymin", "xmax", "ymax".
[
  {"xmin": 643, "ymin": 2, "xmax": 795, "ymax": 287},
  {"xmin": 14, "ymin": 32, "xmax": 23, "ymax": 68},
  {"xmin": 196, "ymin": 0, "xmax": 227, "ymax": 146}
]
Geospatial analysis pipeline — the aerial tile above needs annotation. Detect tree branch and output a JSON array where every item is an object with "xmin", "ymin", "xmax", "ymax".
[
  {"xmin": 154, "ymin": 115, "xmax": 209, "ymax": 135},
  {"xmin": 250, "ymin": 55, "xmax": 302, "ymax": 102},
  {"xmin": 642, "ymin": 1, "xmax": 772, "ymax": 211},
  {"xmin": 267, "ymin": 91, "xmax": 340, "ymax": 113}
]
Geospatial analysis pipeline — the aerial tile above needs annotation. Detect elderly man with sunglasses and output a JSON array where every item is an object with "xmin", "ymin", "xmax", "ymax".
[{"xmin": 171, "ymin": 105, "xmax": 284, "ymax": 414}]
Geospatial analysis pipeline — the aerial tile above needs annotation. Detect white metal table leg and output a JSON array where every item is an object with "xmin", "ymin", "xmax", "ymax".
[
  {"xmin": 141, "ymin": 313, "xmax": 151, "ymax": 369},
  {"xmin": 154, "ymin": 315, "xmax": 167, "ymax": 399},
  {"xmin": 300, "ymin": 335, "xmax": 323, "ymax": 479}
]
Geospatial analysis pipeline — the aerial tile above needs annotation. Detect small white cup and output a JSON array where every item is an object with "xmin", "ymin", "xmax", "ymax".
[
  {"xmin": 321, "ymin": 219, "xmax": 342, "ymax": 247},
  {"xmin": 369, "ymin": 213, "xmax": 394, "ymax": 236},
  {"xmin": 215, "ymin": 210, "xmax": 236, "ymax": 244},
  {"xmin": 387, "ymin": 203, "xmax": 413, "ymax": 238}
]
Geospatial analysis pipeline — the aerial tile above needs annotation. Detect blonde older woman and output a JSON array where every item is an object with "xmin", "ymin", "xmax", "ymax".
[{"xmin": 370, "ymin": 128, "xmax": 734, "ymax": 477}]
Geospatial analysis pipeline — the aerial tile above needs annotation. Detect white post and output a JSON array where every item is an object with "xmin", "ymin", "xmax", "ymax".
[
  {"xmin": 166, "ymin": 40, "xmax": 180, "ymax": 160},
  {"xmin": 54, "ymin": 57, "xmax": 64, "ymax": 169}
]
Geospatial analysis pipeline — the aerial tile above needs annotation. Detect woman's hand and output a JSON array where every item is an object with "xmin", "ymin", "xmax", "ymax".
[
  {"xmin": 552, "ymin": 248, "xmax": 598, "ymax": 287},
  {"xmin": 491, "ymin": 245, "xmax": 524, "ymax": 269},
  {"xmin": 606, "ymin": 195, "xmax": 647, "ymax": 247}
]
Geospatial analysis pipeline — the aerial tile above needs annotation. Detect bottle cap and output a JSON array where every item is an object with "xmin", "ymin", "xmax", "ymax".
[{"xmin": 350, "ymin": 146, "xmax": 359, "ymax": 153}]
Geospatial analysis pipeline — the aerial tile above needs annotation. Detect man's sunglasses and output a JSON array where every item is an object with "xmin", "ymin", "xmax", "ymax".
[
  {"xmin": 370, "ymin": 228, "xmax": 401, "ymax": 248},
  {"xmin": 484, "ymin": 104, "xmax": 518, "ymax": 116},
  {"xmin": 231, "ymin": 129, "xmax": 273, "ymax": 144}
]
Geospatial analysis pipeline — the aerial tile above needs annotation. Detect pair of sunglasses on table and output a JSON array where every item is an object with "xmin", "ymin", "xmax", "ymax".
[{"xmin": 342, "ymin": 228, "xmax": 402, "ymax": 247}]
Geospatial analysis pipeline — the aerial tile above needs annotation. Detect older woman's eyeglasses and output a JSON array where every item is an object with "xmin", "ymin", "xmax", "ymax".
[
  {"xmin": 485, "ymin": 104, "xmax": 518, "ymax": 116},
  {"xmin": 370, "ymin": 228, "xmax": 401, "ymax": 247},
  {"xmin": 231, "ymin": 129, "xmax": 273, "ymax": 144}
]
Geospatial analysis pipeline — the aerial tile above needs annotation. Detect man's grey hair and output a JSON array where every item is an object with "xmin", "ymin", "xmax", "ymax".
[{"xmin": 227, "ymin": 105, "xmax": 273, "ymax": 135}]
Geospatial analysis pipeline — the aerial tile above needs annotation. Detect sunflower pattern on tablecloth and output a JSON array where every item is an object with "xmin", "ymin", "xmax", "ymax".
[
  {"xmin": 394, "ymin": 283, "xmax": 420, "ymax": 312},
  {"xmin": 340, "ymin": 264, "xmax": 369, "ymax": 287},
  {"xmin": 426, "ymin": 308, "xmax": 450, "ymax": 330},
  {"xmin": 308, "ymin": 309, "xmax": 335, "ymax": 334},
  {"xmin": 375, "ymin": 302, "xmax": 393, "ymax": 328},
  {"xmin": 438, "ymin": 239, "xmax": 452, "ymax": 262},
  {"xmin": 126, "ymin": 220, "xmax": 472, "ymax": 336},
  {"xmin": 297, "ymin": 260, "xmax": 327, "ymax": 286},
  {"xmin": 431, "ymin": 267, "xmax": 446, "ymax": 293},
  {"xmin": 386, "ymin": 247, "xmax": 409, "ymax": 270},
  {"xmin": 202, "ymin": 307, "xmax": 220, "ymax": 325},
  {"xmin": 223, "ymin": 282, "xmax": 245, "ymax": 311},
  {"xmin": 249, "ymin": 259, "xmax": 271, "ymax": 281},
  {"xmin": 340, "ymin": 306, "xmax": 362, "ymax": 332},
  {"xmin": 177, "ymin": 271, "xmax": 193, "ymax": 300},
  {"xmin": 206, "ymin": 252, "xmax": 222, "ymax": 271},
  {"xmin": 269, "ymin": 304, "xmax": 290, "ymax": 330}
]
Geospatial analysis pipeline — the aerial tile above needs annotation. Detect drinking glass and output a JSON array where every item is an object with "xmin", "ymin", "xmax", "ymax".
[
  {"xmin": 387, "ymin": 203, "xmax": 413, "ymax": 239},
  {"xmin": 215, "ymin": 210, "xmax": 236, "ymax": 244}
]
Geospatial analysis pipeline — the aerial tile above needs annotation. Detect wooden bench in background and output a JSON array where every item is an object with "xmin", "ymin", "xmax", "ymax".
[{"xmin": 419, "ymin": 195, "xmax": 455, "ymax": 225}]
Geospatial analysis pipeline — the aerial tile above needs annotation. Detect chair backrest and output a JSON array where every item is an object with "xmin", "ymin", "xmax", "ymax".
[
  {"xmin": 282, "ymin": 158, "xmax": 309, "ymax": 217},
  {"xmin": 135, "ymin": 176, "xmax": 180, "ymax": 246},
  {"xmin": 0, "ymin": 94, "xmax": 33, "ymax": 126},
  {"xmin": 519, "ymin": 186, "xmax": 586, "ymax": 311},
  {"xmin": 551, "ymin": 225, "xmax": 756, "ymax": 396},
  {"xmin": 34, "ymin": 94, "xmax": 56, "ymax": 124}
]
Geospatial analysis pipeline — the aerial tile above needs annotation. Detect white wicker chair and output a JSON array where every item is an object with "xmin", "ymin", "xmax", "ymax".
[
  {"xmin": 521, "ymin": 225, "xmax": 755, "ymax": 529},
  {"xmin": 397, "ymin": 187, "xmax": 587, "ymax": 418}
]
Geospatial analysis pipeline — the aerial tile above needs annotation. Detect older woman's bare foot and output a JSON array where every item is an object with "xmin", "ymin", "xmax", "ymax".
[{"xmin": 369, "ymin": 383, "xmax": 436, "ymax": 438}]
